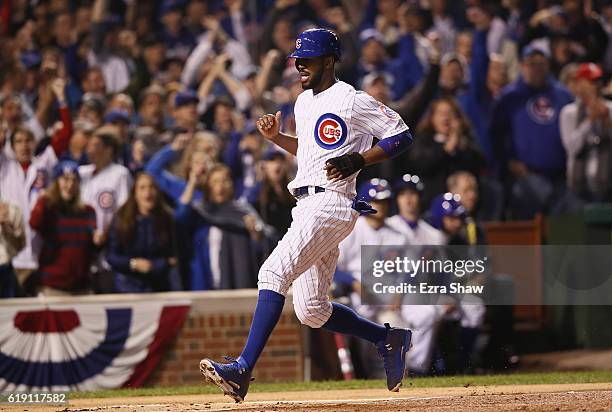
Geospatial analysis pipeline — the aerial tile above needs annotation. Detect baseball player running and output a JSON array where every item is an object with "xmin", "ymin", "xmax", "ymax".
[{"xmin": 200, "ymin": 28, "xmax": 414, "ymax": 402}]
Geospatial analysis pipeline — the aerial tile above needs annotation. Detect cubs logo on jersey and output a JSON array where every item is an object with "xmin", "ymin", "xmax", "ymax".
[
  {"xmin": 314, "ymin": 113, "xmax": 348, "ymax": 149},
  {"xmin": 32, "ymin": 169, "xmax": 48, "ymax": 191},
  {"xmin": 527, "ymin": 96, "xmax": 556, "ymax": 125},
  {"xmin": 97, "ymin": 189, "xmax": 116, "ymax": 210}
]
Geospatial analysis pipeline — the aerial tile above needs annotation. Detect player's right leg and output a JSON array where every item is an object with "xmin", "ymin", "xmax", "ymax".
[{"xmin": 200, "ymin": 190, "xmax": 356, "ymax": 402}]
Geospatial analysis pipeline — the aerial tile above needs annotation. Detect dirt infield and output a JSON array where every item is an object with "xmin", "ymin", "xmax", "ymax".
[{"xmin": 12, "ymin": 383, "xmax": 612, "ymax": 412}]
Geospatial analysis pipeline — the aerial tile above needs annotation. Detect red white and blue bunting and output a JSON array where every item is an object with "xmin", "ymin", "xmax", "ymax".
[{"xmin": 0, "ymin": 300, "xmax": 190, "ymax": 391}]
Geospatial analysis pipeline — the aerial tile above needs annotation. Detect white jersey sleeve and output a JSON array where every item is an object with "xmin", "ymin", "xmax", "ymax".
[
  {"xmin": 352, "ymin": 92, "xmax": 409, "ymax": 140},
  {"xmin": 115, "ymin": 170, "xmax": 132, "ymax": 208}
]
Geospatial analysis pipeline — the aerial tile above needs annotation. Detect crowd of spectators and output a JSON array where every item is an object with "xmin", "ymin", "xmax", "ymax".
[{"xmin": 1, "ymin": 0, "xmax": 611, "ymax": 304}]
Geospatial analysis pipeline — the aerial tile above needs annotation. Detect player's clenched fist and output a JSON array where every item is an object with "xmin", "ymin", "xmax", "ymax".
[{"xmin": 256, "ymin": 111, "xmax": 281, "ymax": 141}]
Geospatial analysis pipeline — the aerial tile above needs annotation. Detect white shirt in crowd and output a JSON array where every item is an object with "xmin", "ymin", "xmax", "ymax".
[
  {"xmin": 560, "ymin": 100, "xmax": 612, "ymax": 192},
  {"xmin": 0, "ymin": 146, "xmax": 57, "ymax": 270},
  {"xmin": 79, "ymin": 163, "xmax": 132, "ymax": 235}
]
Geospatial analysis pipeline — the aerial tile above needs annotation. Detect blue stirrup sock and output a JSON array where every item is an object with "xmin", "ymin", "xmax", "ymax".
[
  {"xmin": 238, "ymin": 289, "xmax": 285, "ymax": 371},
  {"xmin": 322, "ymin": 301, "xmax": 388, "ymax": 344}
]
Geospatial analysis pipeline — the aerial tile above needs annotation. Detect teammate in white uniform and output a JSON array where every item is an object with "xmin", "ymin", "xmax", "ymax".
[
  {"xmin": 387, "ymin": 174, "xmax": 446, "ymax": 246},
  {"xmin": 201, "ymin": 29, "xmax": 414, "ymax": 402},
  {"xmin": 385, "ymin": 174, "xmax": 449, "ymax": 375},
  {"xmin": 335, "ymin": 179, "xmax": 407, "ymax": 378}
]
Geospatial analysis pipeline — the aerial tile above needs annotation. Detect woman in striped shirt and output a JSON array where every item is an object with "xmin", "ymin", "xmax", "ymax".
[{"xmin": 29, "ymin": 161, "xmax": 97, "ymax": 296}]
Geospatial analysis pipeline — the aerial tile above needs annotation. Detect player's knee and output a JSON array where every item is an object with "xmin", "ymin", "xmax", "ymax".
[
  {"xmin": 293, "ymin": 299, "xmax": 331, "ymax": 329},
  {"xmin": 257, "ymin": 269, "xmax": 288, "ymax": 295},
  {"xmin": 295, "ymin": 310, "xmax": 325, "ymax": 328}
]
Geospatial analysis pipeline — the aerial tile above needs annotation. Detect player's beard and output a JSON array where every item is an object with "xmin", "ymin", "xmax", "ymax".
[{"xmin": 302, "ymin": 69, "xmax": 323, "ymax": 90}]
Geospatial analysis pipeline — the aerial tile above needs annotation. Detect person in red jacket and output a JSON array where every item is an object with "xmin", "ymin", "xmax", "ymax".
[{"xmin": 28, "ymin": 160, "xmax": 97, "ymax": 296}]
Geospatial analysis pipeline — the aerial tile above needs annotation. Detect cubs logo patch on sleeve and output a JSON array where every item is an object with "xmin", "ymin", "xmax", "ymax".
[
  {"xmin": 379, "ymin": 103, "xmax": 398, "ymax": 119},
  {"xmin": 314, "ymin": 113, "xmax": 348, "ymax": 150}
]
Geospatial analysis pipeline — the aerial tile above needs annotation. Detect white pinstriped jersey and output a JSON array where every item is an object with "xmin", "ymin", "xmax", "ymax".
[
  {"xmin": 79, "ymin": 163, "xmax": 132, "ymax": 234},
  {"xmin": 257, "ymin": 81, "xmax": 409, "ymax": 329},
  {"xmin": 386, "ymin": 215, "xmax": 446, "ymax": 246},
  {"xmin": 287, "ymin": 81, "xmax": 409, "ymax": 196}
]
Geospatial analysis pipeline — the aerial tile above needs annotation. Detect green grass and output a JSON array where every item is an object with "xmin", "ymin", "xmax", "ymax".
[{"xmin": 70, "ymin": 370, "xmax": 612, "ymax": 399}]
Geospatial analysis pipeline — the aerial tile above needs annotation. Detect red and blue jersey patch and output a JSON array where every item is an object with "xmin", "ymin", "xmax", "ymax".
[
  {"xmin": 527, "ymin": 96, "xmax": 556, "ymax": 125},
  {"xmin": 97, "ymin": 189, "xmax": 116, "ymax": 210},
  {"xmin": 314, "ymin": 113, "xmax": 348, "ymax": 150}
]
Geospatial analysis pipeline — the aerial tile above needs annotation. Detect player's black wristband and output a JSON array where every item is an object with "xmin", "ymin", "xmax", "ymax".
[
  {"xmin": 326, "ymin": 152, "xmax": 365, "ymax": 178},
  {"xmin": 347, "ymin": 152, "xmax": 365, "ymax": 171}
]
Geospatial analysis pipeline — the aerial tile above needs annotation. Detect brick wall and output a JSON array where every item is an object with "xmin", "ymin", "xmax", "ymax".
[{"xmin": 147, "ymin": 290, "xmax": 304, "ymax": 385}]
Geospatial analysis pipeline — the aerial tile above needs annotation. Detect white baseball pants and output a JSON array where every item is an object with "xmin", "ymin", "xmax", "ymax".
[{"xmin": 258, "ymin": 190, "xmax": 358, "ymax": 328}]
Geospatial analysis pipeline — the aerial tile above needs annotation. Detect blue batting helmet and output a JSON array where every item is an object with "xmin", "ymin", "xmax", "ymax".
[
  {"xmin": 393, "ymin": 174, "xmax": 424, "ymax": 194},
  {"xmin": 358, "ymin": 178, "xmax": 393, "ymax": 202},
  {"xmin": 428, "ymin": 192, "xmax": 466, "ymax": 229},
  {"xmin": 288, "ymin": 28, "xmax": 341, "ymax": 60}
]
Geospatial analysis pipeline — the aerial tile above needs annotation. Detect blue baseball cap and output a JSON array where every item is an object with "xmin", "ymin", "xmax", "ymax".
[
  {"xmin": 53, "ymin": 160, "xmax": 80, "ymax": 181},
  {"xmin": 357, "ymin": 178, "xmax": 393, "ymax": 202},
  {"xmin": 428, "ymin": 192, "xmax": 466, "ymax": 229},
  {"xmin": 262, "ymin": 150, "xmax": 285, "ymax": 161},
  {"xmin": 288, "ymin": 28, "xmax": 342, "ymax": 60},
  {"xmin": 174, "ymin": 90, "xmax": 199, "ymax": 107},
  {"xmin": 521, "ymin": 44, "xmax": 549, "ymax": 61},
  {"xmin": 244, "ymin": 120, "xmax": 257, "ymax": 135},
  {"xmin": 103, "ymin": 109, "xmax": 130, "ymax": 124},
  {"xmin": 359, "ymin": 28, "xmax": 384, "ymax": 48},
  {"xmin": 394, "ymin": 174, "xmax": 424, "ymax": 194},
  {"xmin": 161, "ymin": 0, "xmax": 187, "ymax": 14},
  {"xmin": 20, "ymin": 51, "xmax": 41, "ymax": 70}
]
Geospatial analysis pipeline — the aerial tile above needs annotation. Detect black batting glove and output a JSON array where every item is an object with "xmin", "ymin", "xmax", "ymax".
[{"xmin": 325, "ymin": 152, "xmax": 365, "ymax": 181}]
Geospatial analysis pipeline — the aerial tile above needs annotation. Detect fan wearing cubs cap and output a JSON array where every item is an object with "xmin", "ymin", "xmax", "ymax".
[
  {"xmin": 560, "ymin": 62, "xmax": 612, "ymax": 202},
  {"xmin": 28, "ymin": 161, "xmax": 97, "ymax": 296},
  {"xmin": 201, "ymin": 28, "xmax": 414, "ymax": 401},
  {"xmin": 387, "ymin": 174, "xmax": 445, "ymax": 246}
]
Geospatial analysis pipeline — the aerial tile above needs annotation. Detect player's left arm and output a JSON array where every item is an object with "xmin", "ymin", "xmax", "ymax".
[
  {"xmin": 325, "ymin": 133, "xmax": 412, "ymax": 181},
  {"xmin": 326, "ymin": 94, "xmax": 412, "ymax": 181}
]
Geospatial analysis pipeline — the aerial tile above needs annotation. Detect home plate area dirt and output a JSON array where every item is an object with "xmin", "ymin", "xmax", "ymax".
[{"xmin": 18, "ymin": 383, "xmax": 612, "ymax": 412}]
